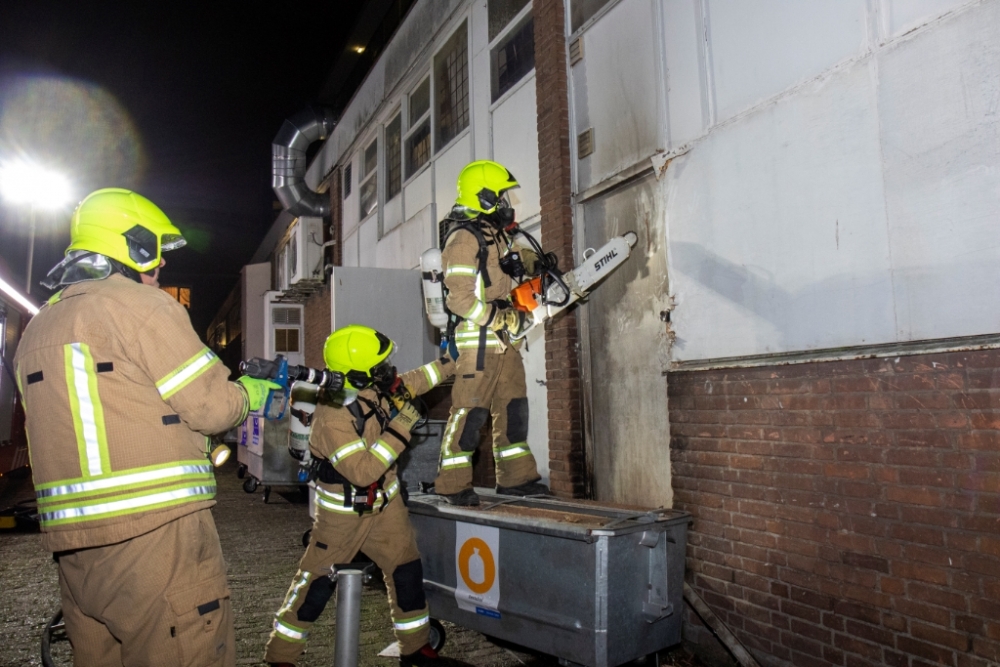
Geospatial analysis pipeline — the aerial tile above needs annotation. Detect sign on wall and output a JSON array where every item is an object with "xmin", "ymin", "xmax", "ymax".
[{"xmin": 454, "ymin": 522, "xmax": 500, "ymax": 618}]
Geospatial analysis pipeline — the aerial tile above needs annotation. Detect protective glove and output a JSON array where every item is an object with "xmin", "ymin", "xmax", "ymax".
[
  {"xmin": 236, "ymin": 376, "xmax": 283, "ymax": 412},
  {"xmin": 490, "ymin": 306, "xmax": 527, "ymax": 338},
  {"xmin": 390, "ymin": 400, "xmax": 422, "ymax": 433},
  {"xmin": 519, "ymin": 248, "xmax": 539, "ymax": 277}
]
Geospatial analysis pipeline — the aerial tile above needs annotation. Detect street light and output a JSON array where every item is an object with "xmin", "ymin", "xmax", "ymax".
[{"xmin": 0, "ymin": 160, "xmax": 73, "ymax": 294}]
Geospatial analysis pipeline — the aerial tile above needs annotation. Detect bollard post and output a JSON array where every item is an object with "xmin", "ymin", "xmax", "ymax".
[{"xmin": 333, "ymin": 569, "xmax": 363, "ymax": 667}]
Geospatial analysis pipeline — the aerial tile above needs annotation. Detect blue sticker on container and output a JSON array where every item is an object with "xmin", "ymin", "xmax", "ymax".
[{"xmin": 475, "ymin": 607, "xmax": 501, "ymax": 619}]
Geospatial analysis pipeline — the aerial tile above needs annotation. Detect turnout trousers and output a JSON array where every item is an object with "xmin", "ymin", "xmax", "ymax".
[
  {"xmin": 56, "ymin": 509, "xmax": 235, "ymax": 667},
  {"xmin": 432, "ymin": 344, "xmax": 540, "ymax": 495},
  {"xmin": 264, "ymin": 497, "xmax": 429, "ymax": 664}
]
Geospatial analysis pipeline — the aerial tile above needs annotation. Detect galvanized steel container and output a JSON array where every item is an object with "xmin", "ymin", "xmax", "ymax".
[{"xmin": 408, "ymin": 495, "xmax": 689, "ymax": 667}]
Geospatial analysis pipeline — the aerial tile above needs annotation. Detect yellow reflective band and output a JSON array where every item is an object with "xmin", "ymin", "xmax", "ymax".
[
  {"xmin": 440, "ymin": 409, "xmax": 465, "ymax": 455},
  {"xmin": 278, "ymin": 571, "xmax": 312, "ymax": 617},
  {"xmin": 421, "ymin": 362, "xmax": 441, "ymax": 388},
  {"xmin": 495, "ymin": 444, "xmax": 530, "ymax": 459},
  {"xmin": 39, "ymin": 484, "xmax": 215, "ymax": 525},
  {"xmin": 465, "ymin": 300, "xmax": 486, "ymax": 322},
  {"xmin": 445, "ymin": 265, "xmax": 477, "ymax": 277},
  {"xmin": 331, "ymin": 440, "xmax": 366, "ymax": 465},
  {"xmin": 370, "ymin": 441, "xmax": 396, "ymax": 467},
  {"xmin": 441, "ymin": 453, "xmax": 473, "ymax": 469},
  {"xmin": 273, "ymin": 619, "xmax": 308, "ymax": 642},
  {"xmin": 65, "ymin": 343, "xmax": 109, "ymax": 477},
  {"xmin": 393, "ymin": 613, "xmax": 430, "ymax": 633},
  {"xmin": 36, "ymin": 462, "xmax": 212, "ymax": 500},
  {"xmin": 315, "ymin": 480, "xmax": 400, "ymax": 514},
  {"xmin": 157, "ymin": 347, "xmax": 219, "ymax": 400}
]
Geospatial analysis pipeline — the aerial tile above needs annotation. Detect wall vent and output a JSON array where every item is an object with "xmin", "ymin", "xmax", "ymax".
[
  {"xmin": 569, "ymin": 37, "xmax": 584, "ymax": 65},
  {"xmin": 577, "ymin": 128, "xmax": 594, "ymax": 159}
]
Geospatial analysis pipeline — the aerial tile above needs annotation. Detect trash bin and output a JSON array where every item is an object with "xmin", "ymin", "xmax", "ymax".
[{"xmin": 407, "ymin": 494, "xmax": 689, "ymax": 667}]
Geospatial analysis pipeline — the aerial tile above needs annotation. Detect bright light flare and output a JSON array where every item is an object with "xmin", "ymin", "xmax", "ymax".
[
  {"xmin": 0, "ymin": 160, "xmax": 72, "ymax": 209},
  {"xmin": 0, "ymin": 274, "xmax": 40, "ymax": 315}
]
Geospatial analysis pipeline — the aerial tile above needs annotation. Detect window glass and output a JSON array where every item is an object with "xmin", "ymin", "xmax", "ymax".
[
  {"xmin": 571, "ymin": 0, "xmax": 613, "ymax": 33},
  {"xmin": 360, "ymin": 137, "xmax": 378, "ymax": 218},
  {"xmin": 491, "ymin": 12, "xmax": 534, "ymax": 102},
  {"xmin": 343, "ymin": 163, "xmax": 352, "ymax": 199},
  {"xmin": 274, "ymin": 328, "xmax": 300, "ymax": 353},
  {"xmin": 385, "ymin": 113, "xmax": 402, "ymax": 200},
  {"xmin": 406, "ymin": 120, "xmax": 431, "ymax": 178},
  {"xmin": 488, "ymin": 0, "xmax": 530, "ymax": 41},
  {"xmin": 409, "ymin": 77, "xmax": 430, "ymax": 127},
  {"xmin": 434, "ymin": 21, "xmax": 469, "ymax": 151},
  {"xmin": 363, "ymin": 139, "xmax": 378, "ymax": 177},
  {"xmin": 160, "ymin": 286, "xmax": 191, "ymax": 308}
]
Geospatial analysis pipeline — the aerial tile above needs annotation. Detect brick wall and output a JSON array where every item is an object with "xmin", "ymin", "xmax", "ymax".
[
  {"xmin": 534, "ymin": 0, "xmax": 585, "ymax": 498},
  {"xmin": 302, "ymin": 284, "xmax": 331, "ymax": 370},
  {"xmin": 669, "ymin": 349, "xmax": 1000, "ymax": 667}
]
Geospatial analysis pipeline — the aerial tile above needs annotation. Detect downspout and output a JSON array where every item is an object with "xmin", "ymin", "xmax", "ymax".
[{"xmin": 271, "ymin": 106, "xmax": 336, "ymax": 217}]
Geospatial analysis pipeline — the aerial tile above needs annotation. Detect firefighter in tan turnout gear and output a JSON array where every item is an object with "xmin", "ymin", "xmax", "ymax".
[
  {"xmin": 14, "ymin": 188, "xmax": 278, "ymax": 667},
  {"xmin": 431, "ymin": 160, "xmax": 550, "ymax": 506},
  {"xmin": 265, "ymin": 325, "xmax": 454, "ymax": 667}
]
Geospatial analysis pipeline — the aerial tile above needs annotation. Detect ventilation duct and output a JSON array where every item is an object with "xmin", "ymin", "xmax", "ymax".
[{"xmin": 272, "ymin": 106, "xmax": 336, "ymax": 217}]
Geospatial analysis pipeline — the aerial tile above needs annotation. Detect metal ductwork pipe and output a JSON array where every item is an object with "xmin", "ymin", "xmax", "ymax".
[{"xmin": 272, "ymin": 106, "xmax": 336, "ymax": 217}]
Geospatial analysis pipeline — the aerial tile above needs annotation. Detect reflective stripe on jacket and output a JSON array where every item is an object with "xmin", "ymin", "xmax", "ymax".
[{"xmin": 14, "ymin": 275, "xmax": 248, "ymax": 551}]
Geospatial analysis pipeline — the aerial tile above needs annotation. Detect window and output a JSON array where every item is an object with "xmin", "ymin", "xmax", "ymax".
[
  {"xmin": 406, "ymin": 78, "xmax": 431, "ymax": 178},
  {"xmin": 161, "ymin": 286, "xmax": 191, "ymax": 308},
  {"xmin": 343, "ymin": 163, "xmax": 352, "ymax": 199},
  {"xmin": 274, "ymin": 328, "xmax": 300, "ymax": 353},
  {"xmin": 434, "ymin": 22, "xmax": 469, "ymax": 151},
  {"xmin": 491, "ymin": 11, "xmax": 534, "ymax": 102},
  {"xmin": 359, "ymin": 138, "xmax": 378, "ymax": 218},
  {"xmin": 272, "ymin": 307, "xmax": 301, "ymax": 353},
  {"xmin": 488, "ymin": 0, "xmax": 530, "ymax": 41},
  {"xmin": 571, "ymin": 0, "xmax": 613, "ymax": 33},
  {"xmin": 385, "ymin": 113, "xmax": 402, "ymax": 200}
]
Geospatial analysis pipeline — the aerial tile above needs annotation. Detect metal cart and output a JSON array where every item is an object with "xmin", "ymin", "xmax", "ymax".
[
  {"xmin": 408, "ymin": 493, "xmax": 690, "ymax": 667},
  {"xmin": 236, "ymin": 410, "xmax": 304, "ymax": 503}
]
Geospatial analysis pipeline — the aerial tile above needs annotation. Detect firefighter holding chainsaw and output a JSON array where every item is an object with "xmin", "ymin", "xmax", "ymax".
[
  {"xmin": 430, "ymin": 160, "xmax": 551, "ymax": 507},
  {"xmin": 14, "ymin": 188, "xmax": 278, "ymax": 667},
  {"xmin": 265, "ymin": 325, "xmax": 454, "ymax": 667}
]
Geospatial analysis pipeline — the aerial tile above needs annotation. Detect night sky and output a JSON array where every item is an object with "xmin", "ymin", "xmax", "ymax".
[{"xmin": 0, "ymin": 1, "xmax": 370, "ymax": 334}]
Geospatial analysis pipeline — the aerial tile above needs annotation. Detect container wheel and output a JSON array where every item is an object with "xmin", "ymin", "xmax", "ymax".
[
  {"xmin": 263, "ymin": 486, "xmax": 272, "ymax": 503},
  {"xmin": 243, "ymin": 477, "xmax": 258, "ymax": 494},
  {"xmin": 302, "ymin": 529, "xmax": 311, "ymax": 548},
  {"xmin": 428, "ymin": 618, "xmax": 446, "ymax": 652},
  {"xmin": 237, "ymin": 464, "xmax": 247, "ymax": 479}
]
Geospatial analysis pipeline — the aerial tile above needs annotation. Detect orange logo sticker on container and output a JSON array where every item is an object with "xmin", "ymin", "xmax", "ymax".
[{"xmin": 457, "ymin": 537, "xmax": 496, "ymax": 595}]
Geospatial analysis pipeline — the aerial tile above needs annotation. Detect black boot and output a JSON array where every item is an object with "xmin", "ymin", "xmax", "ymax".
[
  {"xmin": 400, "ymin": 644, "xmax": 442, "ymax": 667},
  {"xmin": 438, "ymin": 488, "xmax": 480, "ymax": 506},
  {"xmin": 496, "ymin": 479, "xmax": 550, "ymax": 496}
]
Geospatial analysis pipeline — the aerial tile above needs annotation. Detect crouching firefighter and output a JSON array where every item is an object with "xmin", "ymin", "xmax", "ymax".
[
  {"xmin": 428, "ymin": 160, "xmax": 551, "ymax": 506},
  {"xmin": 265, "ymin": 325, "xmax": 455, "ymax": 667}
]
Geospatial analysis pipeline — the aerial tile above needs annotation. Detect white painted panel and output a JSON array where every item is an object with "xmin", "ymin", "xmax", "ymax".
[
  {"xmin": 879, "ymin": 0, "xmax": 1000, "ymax": 341},
  {"xmin": 491, "ymin": 77, "xmax": 540, "ymax": 221},
  {"xmin": 706, "ymin": 0, "xmax": 868, "ymax": 123},
  {"xmin": 880, "ymin": 0, "xmax": 974, "ymax": 38},
  {"xmin": 667, "ymin": 60, "xmax": 896, "ymax": 360},
  {"xmin": 343, "ymin": 155, "xmax": 360, "ymax": 238},
  {"xmin": 342, "ymin": 228, "xmax": 360, "ymax": 268},
  {"xmin": 404, "ymin": 167, "xmax": 433, "ymax": 220},
  {"xmin": 572, "ymin": 0, "xmax": 661, "ymax": 191},
  {"xmin": 471, "ymin": 0, "xmax": 490, "ymax": 160},
  {"xmin": 384, "ymin": 192, "xmax": 403, "ymax": 234},
  {"xmin": 375, "ymin": 225, "xmax": 402, "ymax": 269},
  {"xmin": 662, "ymin": 0, "xmax": 708, "ymax": 147},
  {"xmin": 520, "ymin": 324, "xmax": 549, "ymax": 485},
  {"xmin": 433, "ymin": 133, "xmax": 472, "ymax": 217},
  {"xmin": 400, "ymin": 204, "xmax": 436, "ymax": 270},
  {"xmin": 358, "ymin": 215, "xmax": 378, "ymax": 267}
]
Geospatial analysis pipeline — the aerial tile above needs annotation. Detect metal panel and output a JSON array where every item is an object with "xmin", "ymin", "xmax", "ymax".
[
  {"xmin": 491, "ymin": 77, "xmax": 541, "ymax": 221},
  {"xmin": 572, "ymin": 0, "xmax": 662, "ymax": 192},
  {"xmin": 433, "ymin": 134, "xmax": 473, "ymax": 219},
  {"xmin": 878, "ymin": 0, "xmax": 1000, "ymax": 341},
  {"xmin": 404, "ymin": 166, "xmax": 434, "ymax": 220},
  {"xmin": 582, "ymin": 172, "xmax": 672, "ymax": 507},
  {"xmin": 358, "ymin": 215, "xmax": 378, "ymax": 267},
  {"xmin": 879, "ymin": 0, "xmax": 975, "ymax": 38},
  {"xmin": 706, "ymin": 0, "xmax": 868, "ymax": 123},
  {"xmin": 661, "ymin": 0, "xmax": 709, "ymax": 147}
]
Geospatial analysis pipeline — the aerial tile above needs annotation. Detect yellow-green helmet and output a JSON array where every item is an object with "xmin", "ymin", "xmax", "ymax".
[
  {"xmin": 323, "ymin": 324, "xmax": 395, "ymax": 389},
  {"xmin": 68, "ymin": 188, "xmax": 186, "ymax": 272},
  {"xmin": 455, "ymin": 160, "xmax": 518, "ymax": 216}
]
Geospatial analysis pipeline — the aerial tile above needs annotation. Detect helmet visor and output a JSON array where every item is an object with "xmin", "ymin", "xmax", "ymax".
[{"xmin": 161, "ymin": 234, "xmax": 187, "ymax": 251}]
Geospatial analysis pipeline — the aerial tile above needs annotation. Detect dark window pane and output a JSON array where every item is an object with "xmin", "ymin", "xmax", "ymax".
[
  {"xmin": 571, "ymin": 0, "xmax": 613, "ymax": 33},
  {"xmin": 434, "ymin": 22, "xmax": 469, "ymax": 151},
  {"xmin": 409, "ymin": 77, "xmax": 430, "ymax": 126},
  {"xmin": 491, "ymin": 15, "xmax": 534, "ymax": 102},
  {"xmin": 360, "ymin": 174, "xmax": 377, "ymax": 218},
  {"xmin": 386, "ymin": 114, "xmax": 402, "ymax": 199},
  {"xmin": 363, "ymin": 138, "xmax": 378, "ymax": 177},
  {"xmin": 343, "ymin": 163, "xmax": 352, "ymax": 198},
  {"xmin": 488, "ymin": 0, "xmax": 530, "ymax": 41},
  {"xmin": 406, "ymin": 120, "xmax": 431, "ymax": 178}
]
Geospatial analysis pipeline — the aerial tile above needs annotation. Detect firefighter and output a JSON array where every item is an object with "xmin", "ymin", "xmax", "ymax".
[
  {"xmin": 431, "ymin": 160, "xmax": 550, "ymax": 506},
  {"xmin": 264, "ymin": 325, "xmax": 454, "ymax": 667},
  {"xmin": 14, "ymin": 188, "xmax": 278, "ymax": 667}
]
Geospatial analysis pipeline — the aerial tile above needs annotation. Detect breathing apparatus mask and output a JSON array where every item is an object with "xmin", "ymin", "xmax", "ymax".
[
  {"xmin": 41, "ymin": 250, "xmax": 144, "ymax": 290},
  {"xmin": 478, "ymin": 190, "xmax": 517, "ymax": 233}
]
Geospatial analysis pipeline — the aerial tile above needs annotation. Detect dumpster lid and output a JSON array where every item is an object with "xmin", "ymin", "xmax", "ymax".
[{"xmin": 407, "ymin": 492, "xmax": 690, "ymax": 541}]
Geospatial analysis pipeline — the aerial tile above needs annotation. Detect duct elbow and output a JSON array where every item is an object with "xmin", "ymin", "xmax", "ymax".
[{"xmin": 272, "ymin": 106, "xmax": 336, "ymax": 217}]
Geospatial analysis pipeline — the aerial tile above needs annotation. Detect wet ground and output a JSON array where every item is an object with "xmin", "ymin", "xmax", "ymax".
[{"xmin": 0, "ymin": 460, "xmax": 707, "ymax": 667}]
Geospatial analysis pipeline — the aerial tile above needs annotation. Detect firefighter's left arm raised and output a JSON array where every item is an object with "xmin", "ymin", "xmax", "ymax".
[
  {"xmin": 311, "ymin": 402, "xmax": 415, "ymax": 488},
  {"xmin": 135, "ymin": 296, "xmax": 248, "ymax": 435},
  {"xmin": 397, "ymin": 356, "xmax": 455, "ymax": 398}
]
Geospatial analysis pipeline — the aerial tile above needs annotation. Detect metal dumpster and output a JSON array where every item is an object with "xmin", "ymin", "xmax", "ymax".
[{"xmin": 407, "ymin": 494, "xmax": 689, "ymax": 667}]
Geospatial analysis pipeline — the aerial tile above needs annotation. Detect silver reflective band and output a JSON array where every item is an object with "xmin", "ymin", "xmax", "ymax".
[
  {"xmin": 273, "ymin": 619, "xmax": 307, "ymax": 641},
  {"xmin": 331, "ymin": 441, "xmax": 366, "ymax": 464},
  {"xmin": 394, "ymin": 614, "xmax": 430, "ymax": 631},
  {"xmin": 497, "ymin": 446, "xmax": 529, "ymax": 459},
  {"xmin": 157, "ymin": 350, "xmax": 216, "ymax": 398},
  {"xmin": 422, "ymin": 362, "xmax": 441, "ymax": 387},
  {"xmin": 370, "ymin": 441, "xmax": 396, "ymax": 466},
  {"xmin": 36, "ymin": 464, "xmax": 212, "ymax": 499},
  {"xmin": 278, "ymin": 572, "xmax": 312, "ymax": 617},
  {"xmin": 39, "ymin": 485, "xmax": 215, "ymax": 522},
  {"xmin": 69, "ymin": 343, "xmax": 104, "ymax": 476}
]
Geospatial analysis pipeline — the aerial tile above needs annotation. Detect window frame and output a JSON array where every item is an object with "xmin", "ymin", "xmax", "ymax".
[
  {"xmin": 403, "ymin": 74, "xmax": 433, "ymax": 184},
  {"xmin": 488, "ymin": 2, "xmax": 535, "ymax": 106},
  {"xmin": 358, "ymin": 134, "xmax": 379, "ymax": 222},
  {"xmin": 433, "ymin": 19, "xmax": 471, "ymax": 155}
]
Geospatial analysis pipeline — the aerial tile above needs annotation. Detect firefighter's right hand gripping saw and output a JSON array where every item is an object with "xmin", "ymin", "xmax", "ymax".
[
  {"xmin": 421, "ymin": 226, "xmax": 639, "ymax": 342},
  {"xmin": 238, "ymin": 355, "xmax": 344, "ymax": 420}
]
